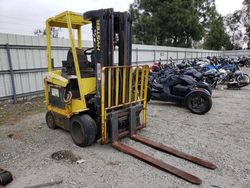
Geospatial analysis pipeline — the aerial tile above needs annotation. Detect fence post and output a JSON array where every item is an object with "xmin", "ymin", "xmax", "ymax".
[
  {"xmin": 5, "ymin": 43, "xmax": 17, "ymax": 103},
  {"xmin": 136, "ymin": 48, "xmax": 138, "ymax": 65},
  {"xmin": 153, "ymin": 50, "xmax": 156, "ymax": 62},
  {"xmin": 167, "ymin": 51, "xmax": 169, "ymax": 63},
  {"xmin": 176, "ymin": 51, "xmax": 179, "ymax": 62}
]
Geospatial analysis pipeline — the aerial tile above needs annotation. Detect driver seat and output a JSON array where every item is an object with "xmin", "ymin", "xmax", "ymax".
[{"xmin": 62, "ymin": 48, "xmax": 95, "ymax": 77}]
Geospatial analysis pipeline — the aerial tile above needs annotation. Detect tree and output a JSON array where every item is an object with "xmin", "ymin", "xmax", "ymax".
[
  {"xmin": 204, "ymin": 16, "xmax": 233, "ymax": 50},
  {"xmin": 243, "ymin": 0, "xmax": 250, "ymax": 49},
  {"xmin": 223, "ymin": 0, "xmax": 250, "ymax": 49},
  {"xmin": 246, "ymin": 25, "xmax": 250, "ymax": 49},
  {"xmin": 129, "ymin": 0, "xmax": 217, "ymax": 48},
  {"xmin": 34, "ymin": 27, "xmax": 61, "ymax": 38},
  {"xmin": 224, "ymin": 10, "xmax": 244, "ymax": 49}
]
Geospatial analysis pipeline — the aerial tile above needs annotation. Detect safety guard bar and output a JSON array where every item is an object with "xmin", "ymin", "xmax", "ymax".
[{"xmin": 101, "ymin": 65, "xmax": 149, "ymax": 144}]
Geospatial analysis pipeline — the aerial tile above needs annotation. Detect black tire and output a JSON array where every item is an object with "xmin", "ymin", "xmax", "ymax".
[
  {"xmin": 0, "ymin": 170, "xmax": 13, "ymax": 186},
  {"xmin": 46, "ymin": 111, "xmax": 57, "ymax": 129},
  {"xmin": 185, "ymin": 91, "xmax": 212, "ymax": 115},
  {"xmin": 70, "ymin": 114, "xmax": 97, "ymax": 147},
  {"xmin": 236, "ymin": 74, "xmax": 250, "ymax": 88}
]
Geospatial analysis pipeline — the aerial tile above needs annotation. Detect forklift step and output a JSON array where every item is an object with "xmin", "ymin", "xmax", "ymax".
[
  {"xmin": 112, "ymin": 141, "xmax": 202, "ymax": 185},
  {"xmin": 131, "ymin": 134, "xmax": 217, "ymax": 169}
]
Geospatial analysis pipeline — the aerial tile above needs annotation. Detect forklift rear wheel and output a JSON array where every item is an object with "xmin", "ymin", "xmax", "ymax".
[
  {"xmin": 70, "ymin": 114, "xmax": 97, "ymax": 147},
  {"xmin": 46, "ymin": 111, "xmax": 57, "ymax": 129}
]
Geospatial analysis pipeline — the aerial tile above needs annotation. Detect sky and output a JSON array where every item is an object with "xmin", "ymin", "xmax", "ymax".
[
  {"xmin": 0, "ymin": 0, "xmax": 245, "ymax": 39},
  {"xmin": 215, "ymin": 0, "xmax": 243, "ymax": 16}
]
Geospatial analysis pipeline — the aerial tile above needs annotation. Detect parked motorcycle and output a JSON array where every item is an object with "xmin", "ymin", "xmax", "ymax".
[
  {"xmin": 148, "ymin": 69, "xmax": 212, "ymax": 114},
  {"xmin": 144, "ymin": 56, "xmax": 249, "ymax": 114},
  {"xmin": 211, "ymin": 60, "xmax": 250, "ymax": 89},
  {"xmin": 237, "ymin": 56, "xmax": 250, "ymax": 67},
  {"xmin": 186, "ymin": 58, "xmax": 250, "ymax": 89}
]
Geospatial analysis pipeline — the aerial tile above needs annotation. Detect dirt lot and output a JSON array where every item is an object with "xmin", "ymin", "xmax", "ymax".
[{"xmin": 1, "ymin": 73, "xmax": 250, "ymax": 188}]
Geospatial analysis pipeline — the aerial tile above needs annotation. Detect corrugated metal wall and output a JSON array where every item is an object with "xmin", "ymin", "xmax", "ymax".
[
  {"xmin": 0, "ymin": 33, "xmax": 228, "ymax": 102},
  {"xmin": 223, "ymin": 50, "xmax": 250, "ymax": 58}
]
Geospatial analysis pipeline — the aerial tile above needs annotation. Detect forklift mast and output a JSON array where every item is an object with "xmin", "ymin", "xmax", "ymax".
[
  {"xmin": 84, "ymin": 9, "xmax": 133, "ymax": 130},
  {"xmin": 84, "ymin": 8, "xmax": 132, "ymax": 66},
  {"xmin": 84, "ymin": 8, "xmax": 132, "ymax": 89}
]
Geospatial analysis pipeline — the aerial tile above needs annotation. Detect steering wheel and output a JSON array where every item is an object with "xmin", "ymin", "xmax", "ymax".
[{"xmin": 84, "ymin": 47, "xmax": 94, "ymax": 55}]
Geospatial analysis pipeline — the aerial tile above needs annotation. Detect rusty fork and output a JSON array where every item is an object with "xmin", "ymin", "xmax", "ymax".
[
  {"xmin": 131, "ymin": 134, "xmax": 217, "ymax": 169},
  {"xmin": 106, "ymin": 75, "xmax": 217, "ymax": 185},
  {"xmin": 112, "ymin": 134, "xmax": 217, "ymax": 185}
]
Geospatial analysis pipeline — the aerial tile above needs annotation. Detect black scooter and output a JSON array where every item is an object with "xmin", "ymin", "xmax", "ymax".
[{"xmin": 148, "ymin": 70, "xmax": 212, "ymax": 114}]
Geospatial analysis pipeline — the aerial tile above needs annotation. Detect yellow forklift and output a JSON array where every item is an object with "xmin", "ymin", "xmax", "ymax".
[{"xmin": 44, "ymin": 9, "xmax": 217, "ymax": 185}]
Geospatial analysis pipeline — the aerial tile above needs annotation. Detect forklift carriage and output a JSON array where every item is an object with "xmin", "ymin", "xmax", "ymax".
[{"xmin": 44, "ymin": 9, "xmax": 217, "ymax": 185}]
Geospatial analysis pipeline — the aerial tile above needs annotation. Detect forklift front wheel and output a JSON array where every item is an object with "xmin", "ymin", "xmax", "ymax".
[
  {"xmin": 46, "ymin": 111, "xmax": 57, "ymax": 129},
  {"xmin": 70, "ymin": 114, "xmax": 97, "ymax": 147}
]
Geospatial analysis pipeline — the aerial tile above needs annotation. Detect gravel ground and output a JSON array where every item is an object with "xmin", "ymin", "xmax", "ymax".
[{"xmin": 1, "ymin": 71, "xmax": 250, "ymax": 188}]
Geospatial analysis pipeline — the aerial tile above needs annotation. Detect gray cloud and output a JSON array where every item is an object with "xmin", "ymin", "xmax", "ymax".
[{"xmin": 0, "ymin": 0, "xmax": 243, "ymax": 40}]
